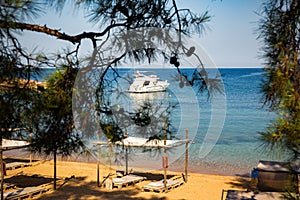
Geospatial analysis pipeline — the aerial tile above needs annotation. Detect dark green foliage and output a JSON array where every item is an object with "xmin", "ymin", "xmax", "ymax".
[
  {"xmin": 29, "ymin": 64, "xmax": 84, "ymax": 190},
  {"xmin": 0, "ymin": 53, "xmax": 40, "ymax": 140},
  {"xmin": 258, "ymin": 0, "xmax": 300, "ymax": 159},
  {"xmin": 0, "ymin": 0, "xmax": 221, "ymax": 173},
  {"xmin": 31, "ymin": 66, "xmax": 84, "ymax": 156}
]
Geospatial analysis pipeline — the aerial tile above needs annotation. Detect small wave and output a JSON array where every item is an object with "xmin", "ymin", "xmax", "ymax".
[{"xmin": 240, "ymin": 72, "xmax": 263, "ymax": 78}]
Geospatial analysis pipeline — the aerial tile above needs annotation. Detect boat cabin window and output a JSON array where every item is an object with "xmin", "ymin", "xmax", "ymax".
[{"xmin": 143, "ymin": 81, "xmax": 150, "ymax": 86}]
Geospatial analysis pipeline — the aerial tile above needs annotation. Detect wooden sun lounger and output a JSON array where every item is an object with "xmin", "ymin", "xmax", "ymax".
[
  {"xmin": 223, "ymin": 190, "xmax": 283, "ymax": 200},
  {"xmin": 142, "ymin": 179, "xmax": 184, "ymax": 193},
  {"xmin": 112, "ymin": 174, "xmax": 146, "ymax": 189},
  {"xmin": 3, "ymin": 186, "xmax": 50, "ymax": 200},
  {"xmin": 5, "ymin": 162, "xmax": 32, "ymax": 170}
]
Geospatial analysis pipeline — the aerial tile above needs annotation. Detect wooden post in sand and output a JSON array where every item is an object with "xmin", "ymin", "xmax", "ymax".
[
  {"xmin": 30, "ymin": 132, "xmax": 32, "ymax": 164},
  {"xmin": 185, "ymin": 129, "xmax": 188, "ymax": 183},
  {"xmin": 163, "ymin": 119, "xmax": 167, "ymax": 190},
  {"xmin": 97, "ymin": 160, "xmax": 100, "ymax": 187},
  {"xmin": 125, "ymin": 146, "xmax": 128, "ymax": 175},
  {"xmin": 97, "ymin": 132, "xmax": 101, "ymax": 187},
  {"xmin": 0, "ymin": 135, "xmax": 3, "ymax": 200},
  {"xmin": 0, "ymin": 148, "xmax": 3, "ymax": 200}
]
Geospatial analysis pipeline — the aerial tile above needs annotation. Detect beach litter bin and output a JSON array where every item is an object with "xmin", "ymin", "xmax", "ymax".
[
  {"xmin": 257, "ymin": 160, "xmax": 299, "ymax": 192},
  {"xmin": 251, "ymin": 168, "xmax": 258, "ymax": 184}
]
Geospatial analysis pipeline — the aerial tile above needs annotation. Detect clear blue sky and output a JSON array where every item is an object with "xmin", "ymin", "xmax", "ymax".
[
  {"xmin": 177, "ymin": 0, "xmax": 263, "ymax": 67},
  {"xmin": 20, "ymin": 0, "xmax": 263, "ymax": 68}
]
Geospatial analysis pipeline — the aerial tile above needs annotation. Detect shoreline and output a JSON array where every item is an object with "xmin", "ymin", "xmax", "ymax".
[{"xmin": 3, "ymin": 149, "xmax": 254, "ymax": 177}]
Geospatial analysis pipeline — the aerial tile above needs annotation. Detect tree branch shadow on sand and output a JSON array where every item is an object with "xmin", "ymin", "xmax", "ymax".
[
  {"xmin": 5, "ymin": 174, "xmax": 54, "ymax": 188},
  {"xmin": 36, "ymin": 176, "xmax": 168, "ymax": 200},
  {"xmin": 226, "ymin": 175, "xmax": 256, "ymax": 191},
  {"xmin": 4, "ymin": 170, "xmax": 179, "ymax": 199}
]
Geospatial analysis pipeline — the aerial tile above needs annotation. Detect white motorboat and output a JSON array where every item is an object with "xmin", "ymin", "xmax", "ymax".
[{"xmin": 128, "ymin": 71, "xmax": 169, "ymax": 93}]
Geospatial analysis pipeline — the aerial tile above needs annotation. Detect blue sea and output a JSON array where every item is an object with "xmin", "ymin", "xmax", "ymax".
[
  {"xmin": 10, "ymin": 67, "xmax": 283, "ymax": 176},
  {"xmin": 182, "ymin": 68, "xmax": 278, "ymax": 175},
  {"xmin": 78, "ymin": 67, "xmax": 281, "ymax": 176}
]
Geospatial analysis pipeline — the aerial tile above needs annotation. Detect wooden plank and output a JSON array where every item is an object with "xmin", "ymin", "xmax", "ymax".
[
  {"xmin": 142, "ymin": 179, "xmax": 184, "ymax": 193},
  {"xmin": 4, "ymin": 186, "xmax": 49, "ymax": 200},
  {"xmin": 5, "ymin": 162, "xmax": 32, "ymax": 170},
  {"xmin": 112, "ymin": 175, "xmax": 146, "ymax": 189},
  {"xmin": 225, "ymin": 190, "xmax": 283, "ymax": 200}
]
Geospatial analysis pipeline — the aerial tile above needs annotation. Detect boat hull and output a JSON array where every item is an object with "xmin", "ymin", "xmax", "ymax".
[{"xmin": 127, "ymin": 87, "xmax": 168, "ymax": 93}]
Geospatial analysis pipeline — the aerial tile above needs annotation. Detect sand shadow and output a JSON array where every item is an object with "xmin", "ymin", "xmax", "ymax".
[
  {"xmin": 5, "ymin": 174, "xmax": 53, "ymax": 188},
  {"xmin": 38, "ymin": 178, "xmax": 167, "ymax": 200},
  {"xmin": 226, "ymin": 174, "xmax": 257, "ymax": 191},
  {"xmin": 3, "ymin": 164, "xmax": 177, "ymax": 199}
]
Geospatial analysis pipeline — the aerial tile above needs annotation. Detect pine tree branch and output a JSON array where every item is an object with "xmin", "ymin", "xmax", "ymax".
[{"xmin": 0, "ymin": 20, "xmax": 126, "ymax": 45}]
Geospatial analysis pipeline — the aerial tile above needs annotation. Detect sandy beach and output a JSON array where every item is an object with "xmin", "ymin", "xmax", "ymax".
[{"xmin": 2, "ymin": 157, "xmax": 255, "ymax": 200}]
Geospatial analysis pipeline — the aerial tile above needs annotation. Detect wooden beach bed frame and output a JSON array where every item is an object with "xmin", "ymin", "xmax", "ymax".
[
  {"xmin": 94, "ymin": 133, "xmax": 193, "ymax": 190},
  {"xmin": 111, "ymin": 174, "xmax": 147, "ymax": 189},
  {"xmin": 222, "ymin": 189, "xmax": 283, "ymax": 200},
  {"xmin": 142, "ymin": 179, "xmax": 184, "ymax": 193},
  {"xmin": 5, "ymin": 162, "xmax": 32, "ymax": 170},
  {"xmin": 3, "ymin": 186, "xmax": 50, "ymax": 200}
]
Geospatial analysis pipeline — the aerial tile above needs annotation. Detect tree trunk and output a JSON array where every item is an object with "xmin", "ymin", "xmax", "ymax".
[
  {"xmin": 0, "ymin": 135, "xmax": 3, "ymax": 200},
  {"xmin": 53, "ymin": 149, "xmax": 57, "ymax": 190}
]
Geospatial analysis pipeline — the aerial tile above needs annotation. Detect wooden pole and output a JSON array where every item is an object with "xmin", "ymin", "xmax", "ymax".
[
  {"xmin": 97, "ymin": 160, "xmax": 100, "ymax": 187},
  {"xmin": 163, "ymin": 119, "xmax": 167, "ymax": 190},
  {"xmin": 185, "ymin": 129, "xmax": 188, "ymax": 183},
  {"xmin": 30, "ymin": 132, "xmax": 32, "ymax": 164},
  {"xmin": 97, "ymin": 132, "xmax": 101, "ymax": 187},
  {"xmin": 53, "ymin": 149, "xmax": 57, "ymax": 190},
  {"xmin": 125, "ymin": 146, "xmax": 128, "ymax": 175},
  {"xmin": 0, "ymin": 148, "xmax": 3, "ymax": 200},
  {"xmin": 0, "ymin": 135, "xmax": 3, "ymax": 200}
]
